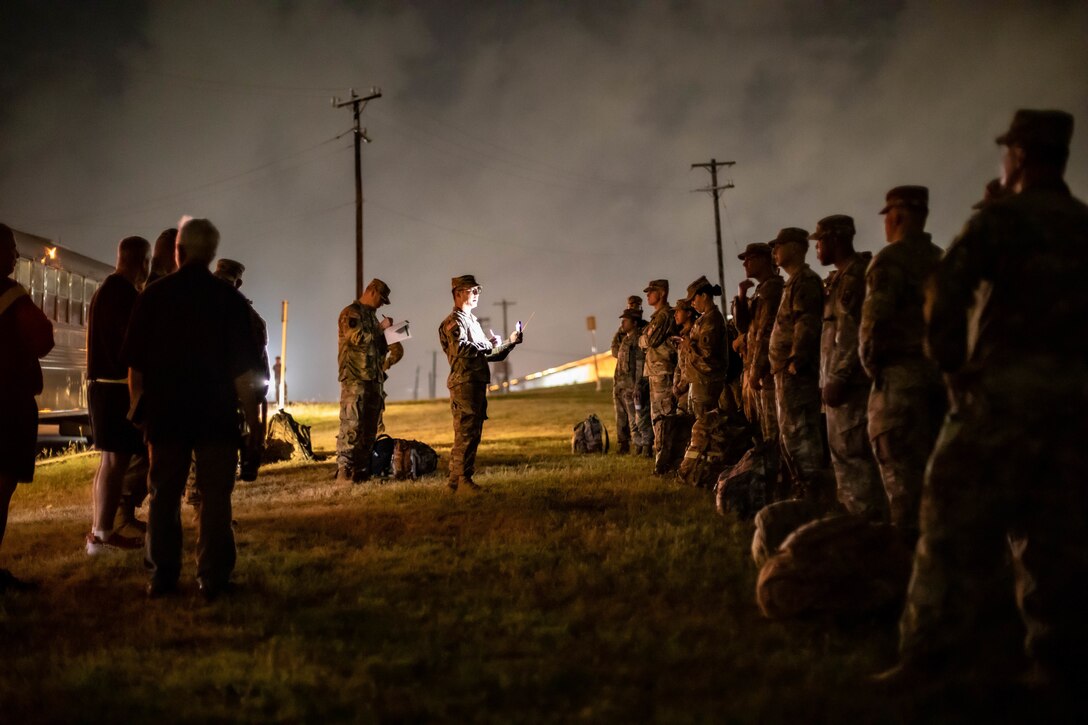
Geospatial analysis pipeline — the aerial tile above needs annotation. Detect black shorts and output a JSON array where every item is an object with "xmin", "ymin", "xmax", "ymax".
[
  {"xmin": 89, "ymin": 382, "xmax": 144, "ymax": 454},
  {"xmin": 0, "ymin": 395, "xmax": 38, "ymax": 483}
]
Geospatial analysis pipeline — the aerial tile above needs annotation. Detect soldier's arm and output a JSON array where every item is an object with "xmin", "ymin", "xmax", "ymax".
[
  {"xmin": 859, "ymin": 263, "xmax": 902, "ymax": 380},
  {"xmin": 610, "ymin": 327, "xmax": 623, "ymax": 358},
  {"xmin": 485, "ymin": 339, "xmax": 515, "ymax": 362},
  {"xmin": 642, "ymin": 310, "xmax": 674, "ymax": 350},
  {"xmin": 732, "ymin": 296, "xmax": 753, "ymax": 333},
  {"xmin": 828, "ymin": 276, "xmax": 865, "ymax": 385},
  {"xmin": 788, "ymin": 276, "xmax": 823, "ymax": 370},
  {"xmin": 383, "ymin": 342, "xmax": 405, "ymax": 372},
  {"xmin": 339, "ymin": 306, "xmax": 369, "ymax": 347},
  {"xmin": 15, "ymin": 295, "xmax": 55, "ymax": 359},
  {"xmin": 686, "ymin": 327, "xmax": 717, "ymax": 376},
  {"xmin": 926, "ymin": 219, "xmax": 985, "ymax": 373}
]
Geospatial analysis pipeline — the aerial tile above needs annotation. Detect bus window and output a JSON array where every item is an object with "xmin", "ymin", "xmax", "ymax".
[
  {"xmin": 43, "ymin": 266, "xmax": 58, "ymax": 320},
  {"xmin": 15, "ymin": 258, "xmax": 31, "ymax": 287},
  {"xmin": 30, "ymin": 262, "xmax": 45, "ymax": 308},
  {"xmin": 70, "ymin": 274, "xmax": 84, "ymax": 326},
  {"xmin": 84, "ymin": 278, "xmax": 97, "ymax": 323},
  {"xmin": 58, "ymin": 269, "xmax": 71, "ymax": 324}
]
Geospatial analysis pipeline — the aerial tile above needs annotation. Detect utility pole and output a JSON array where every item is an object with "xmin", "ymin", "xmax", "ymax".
[
  {"xmin": 278, "ymin": 300, "xmax": 288, "ymax": 409},
  {"xmin": 413, "ymin": 365, "xmax": 420, "ymax": 401},
  {"xmin": 332, "ymin": 86, "xmax": 382, "ymax": 299},
  {"xmin": 691, "ymin": 158, "xmax": 735, "ymax": 315},
  {"xmin": 493, "ymin": 298, "xmax": 516, "ymax": 391},
  {"xmin": 429, "ymin": 350, "xmax": 437, "ymax": 399}
]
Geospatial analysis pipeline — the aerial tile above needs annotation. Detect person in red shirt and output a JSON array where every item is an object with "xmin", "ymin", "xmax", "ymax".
[{"xmin": 0, "ymin": 223, "xmax": 55, "ymax": 593}]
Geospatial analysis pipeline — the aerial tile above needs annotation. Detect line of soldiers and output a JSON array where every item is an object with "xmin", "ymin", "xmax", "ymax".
[{"xmin": 612, "ymin": 109, "xmax": 1087, "ymax": 692}]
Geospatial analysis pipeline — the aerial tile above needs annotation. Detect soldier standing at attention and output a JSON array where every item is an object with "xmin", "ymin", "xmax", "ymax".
[
  {"xmin": 767, "ymin": 227, "xmax": 827, "ymax": 501},
  {"xmin": 885, "ymin": 110, "xmax": 1088, "ymax": 691},
  {"xmin": 610, "ymin": 295, "xmax": 642, "ymax": 454},
  {"xmin": 440, "ymin": 275, "xmax": 522, "ymax": 492},
  {"xmin": 639, "ymin": 280, "xmax": 677, "ymax": 472},
  {"xmin": 336, "ymin": 278, "xmax": 393, "ymax": 484},
  {"xmin": 671, "ymin": 298, "xmax": 698, "ymax": 414},
  {"xmin": 859, "ymin": 186, "xmax": 945, "ymax": 543},
  {"xmin": 812, "ymin": 216, "xmax": 884, "ymax": 518},
  {"xmin": 732, "ymin": 242, "xmax": 784, "ymax": 446},
  {"xmin": 614, "ymin": 309, "xmax": 652, "ymax": 456},
  {"xmin": 677, "ymin": 276, "xmax": 727, "ymax": 484}
]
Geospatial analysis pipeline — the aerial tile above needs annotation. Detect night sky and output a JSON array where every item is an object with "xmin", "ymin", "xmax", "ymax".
[{"xmin": 2, "ymin": 0, "xmax": 1086, "ymax": 401}]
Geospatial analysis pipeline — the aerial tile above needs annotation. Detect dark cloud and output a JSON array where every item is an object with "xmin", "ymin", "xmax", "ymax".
[{"xmin": 1, "ymin": 0, "xmax": 1086, "ymax": 401}]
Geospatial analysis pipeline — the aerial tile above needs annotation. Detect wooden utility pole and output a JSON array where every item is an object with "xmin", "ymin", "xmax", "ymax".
[
  {"xmin": 691, "ymin": 159, "xmax": 735, "ymax": 315},
  {"xmin": 493, "ymin": 298, "xmax": 516, "ymax": 391},
  {"xmin": 278, "ymin": 300, "xmax": 288, "ymax": 409},
  {"xmin": 587, "ymin": 315, "xmax": 601, "ymax": 392},
  {"xmin": 332, "ymin": 87, "xmax": 382, "ymax": 299},
  {"xmin": 429, "ymin": 350, "xmax": 437, "ymax": 399}
]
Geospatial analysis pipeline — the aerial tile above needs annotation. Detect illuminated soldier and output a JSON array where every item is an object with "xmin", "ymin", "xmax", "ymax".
[
  {"xmin": 638, "ymin": 279, "xmax": 677, "ymax": 471},
  {"xmin": 671, "ymin": 298, "xmax": 698, "ymax": 414},
  {"xmin": 732, "ymin": 242, "xmax": 784, "ymax": 445},
  {"xmin": 614, "ymin": 308, "xmax": 652, "ymax": 456},
  {"xmin": 859, "ymin": 187, "xmax": 945, "ymax": 542},
  {"xmin": 336, "ymin": 278, "xmax": 392, "ymax": 483},
  {"xmin": 677, "ymin": 276, "xmax": 727, "ymax": 484},
  {"xmin": 812, "ymin": 215, "xmax": 884, "ymax": 518},
  {"xmin": 610, "ymin": 294, "xmax": 642, "ymax": 453},
  {"xmin": 439, "ymin": 275, "xmax": 522, "ymax": 492}
]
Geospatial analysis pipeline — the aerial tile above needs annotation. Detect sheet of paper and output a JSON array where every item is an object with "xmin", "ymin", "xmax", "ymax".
[{"xmin": 384, "ymin": 320, "xmax": 411, "ymax": 344}]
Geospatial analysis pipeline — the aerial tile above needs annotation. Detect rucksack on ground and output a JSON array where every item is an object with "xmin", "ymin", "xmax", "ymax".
[
  {"xmin": 679, "ymin": 410, "xmax": 757, "ymax": 488},
  {"xmin": 263, "ymin": 409, "xmax": 316, "ymax": 463},
  {"xmin": 572, "ymin": 414, "xmax": 609, "ymax": 454},
  {"xmin": 654, "ymin": 412, "xmax": 694, "ymax": 474},
  {"xmin": 750, "ymin": 498, "xmax": 822, "ymax": 568},
  {"xmin": 755, "ymin": 513, "xmax": 912, "ymax": 620},
  {"xmin": 715, "ymin": 442, "xmax": 775, "ymax": 521},
  {"xmin": 370, "ymin": 434, "xmax": 397, "ymax": 477},
  {"xmin": 391, "ymin": 439, "xmax": 439, "ymax": 480}
]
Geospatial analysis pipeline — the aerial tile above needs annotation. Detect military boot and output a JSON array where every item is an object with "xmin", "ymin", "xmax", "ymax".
[
  {"xmin": 335, "ymin": 467, "xmax": 354, "ymax": 484},
  {"xmin": 617, "ymin": 442, "xmax": 630, "ymax": 455},
  {"xmin": 642, "ymin": 446, "xmax": 654, "ymax": 459}
]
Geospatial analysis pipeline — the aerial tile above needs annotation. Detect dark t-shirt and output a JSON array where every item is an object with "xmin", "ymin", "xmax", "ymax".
[
  {"xmin": 88, "ymin": 273, "xmax": 138, "ymax": 380},
  {"xmin": 121, "ymin": 264, "xmax": 261, "ymax": 444},
  {"xmin": 0, "ymin": 278, "xmax": 54, "ymax": 400}
]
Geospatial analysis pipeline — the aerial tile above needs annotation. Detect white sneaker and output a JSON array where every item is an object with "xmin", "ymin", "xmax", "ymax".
[{"xmin": 85, "ymin": 531, "xmax": 143, "ymax": 555}]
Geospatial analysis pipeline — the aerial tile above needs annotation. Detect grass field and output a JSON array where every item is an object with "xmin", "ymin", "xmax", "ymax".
[{"xmin": 0, "ymin": 384, "xmax": 1046, "ymax": 723}]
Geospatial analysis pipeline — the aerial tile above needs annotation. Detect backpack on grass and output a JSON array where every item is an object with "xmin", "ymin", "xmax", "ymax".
[
  {"xmin": 572, "ymin": 414, "xmax": 609, "ymax": 454},
  {"xmin": 392, "ymin": 439, "xmax": 439, "ymax": 480},
  {"xmin": 263, "ymin": 409, "xmax": 316, "ymax": 463}
]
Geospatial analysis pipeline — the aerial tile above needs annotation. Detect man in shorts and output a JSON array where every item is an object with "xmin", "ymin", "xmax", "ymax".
[{"xmin": 86, "ymin": 236, "xmax": 150, "ymax": 554}]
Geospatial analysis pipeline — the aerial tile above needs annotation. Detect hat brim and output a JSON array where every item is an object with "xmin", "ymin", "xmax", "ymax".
[{"xmin": 381, "ymin": 293, "xmax": 391, "ymax": 304}]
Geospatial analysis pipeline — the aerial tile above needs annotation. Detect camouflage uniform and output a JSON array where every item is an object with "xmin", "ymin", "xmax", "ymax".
[
  {"xmin": 439, "ymin": 281, "xmax": 516, "ymax": 487},
  {"xmin": 610, "ymin": 296, "xmax": 642, "ymax": 452},
  {"xmin": 898, "ymin": 110, "xmax": 1088, "ymax": 685},
  {"xmin": 337, "ymin": 292, "xmax": 389, "ymax": 481},
  {"xmin": 678, "ymin": 277, "xmax": 727, "ymax": 482},
  {"xmin": 639, "ymin": 284, "xmax": 677, "ymax": 460},
  {"xmin": 614, "ymin": 314, "xmax": 652, "ymax": 451},
  {"xmin": 859, "ymin": 205, "xmax": 945, "ymax": 537},
  {"xmin": 733, "ymin": 262, "xmax": 785, "ymax": 445},
  {"xmin": 768, "ymin": 252, "xmax": 826, "ymax": 500},
  {"xmin": 376, "ymin": 341, "xmax": 404, "ymax": 435},
  {"xmin": 671, "ymin": 301, "xmax": 696, "ymax": 414},
  {"xmin": 818, "ymin": 235, "xmax": 884, "ymax": 517}
]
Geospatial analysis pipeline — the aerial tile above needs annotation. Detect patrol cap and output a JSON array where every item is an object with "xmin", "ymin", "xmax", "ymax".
[
  {"xmin": 737, "ymin": 242, "xmax": 772, "ymax": 261},
  {"xmin": 626, "ymin": 295, "xmax": 643, "ymax": 308},
  {"xmin": 996, "ymin": 109, "xmax": 1074, "ymax": 150},
  {"xmin": 684, "ymin": 275, "xmax": 721, "ymax": 301},
  {"xmin": 619, "ymin": 308, "xmax": 642, "ymax": 321},
  {"xmin": 215, "ymin": 258, "xmax": 245, "ymax": 278},
  {"xmin": 809, "ymin": 215, "xmax": 856, "ymax": 240},
  {"xmin": 451, "ymin": 274, "xmax": 480, "ymax": 292},
  {"xmin": 674, "ymin": 298, "xmax": 694, "ymax": 312},
  {"xmin": 766, "ymin": 227, "xmax": 810, "ymax": 249},
  {"xmin": 643, "ymin": 279, "xmax": 669, "ymax": 294},
  {"xmin": 879, "ymin": 186, "xmax": 929, "ymax": 215},
  {"xmin": 367, "ymin": 277, "xmax": 391, "ymax": 304}
]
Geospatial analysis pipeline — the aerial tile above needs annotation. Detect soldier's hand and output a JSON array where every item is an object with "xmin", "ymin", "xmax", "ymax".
[
  {"xmin": 787, "ymin": 361, "xmax": 799, "ymax": 376},
  {"xmin": 379, "ymin": 315, "xmax": 393, "ymax": 330},
  {"xmin": 508, "ymin": 330, "xmax": 523, "ymax": 345},
  {"xmin": 738, "ymin": 279, "xmax": 754, "ymax": 296},
  {"xmin": 822, "ymin": 379, "xmax": 847, "ymax": 408},
  {"xmin": 751, "ymin": 376, "xmax": 763, "ymax": 392}
]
